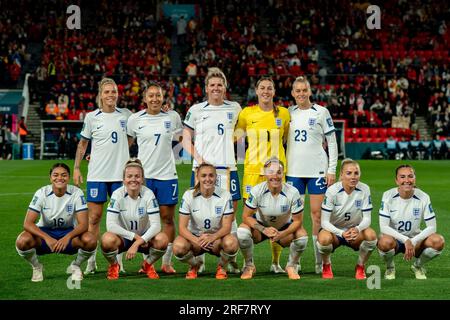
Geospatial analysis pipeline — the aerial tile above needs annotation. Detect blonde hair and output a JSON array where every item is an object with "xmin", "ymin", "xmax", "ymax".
[
  {"xmin": 205, "ymin": 67, "xmax": 228, "ymax": 88},
  {"xmin": 96, "ymin": 78, "xmax": 118, "ymax": 109},
  {"xmin": 263, "ymin": 156, "xmax": 285, "ymax": 173},
  {"xmin": 292, "ymin": 75, "xmax": 312, "ymax": 91},
  {"xmin": 123, "ymin": 158, "xmax": 145, "ymax": 179},
  {"xmin": 339, "ymin": 158, "xmax": 361, "ymax": 179},
  {"xmin": 256, "ymin": 76, "xmax": 279, "ymax": 117},
  {"xmin": 193, "ymin": 163, "xmax": 216, "ymax": 194}
]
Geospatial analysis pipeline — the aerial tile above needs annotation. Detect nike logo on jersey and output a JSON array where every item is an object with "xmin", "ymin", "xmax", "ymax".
[
  {"xmin": 251, "ymin": 121, "xmax": 258, "ymax": 124},
  {"xmin": 138, "ymin": 126, "xmax": 145, "ymax": 129},
  {"xmin": 96, "ymin": 125, "xmax": 103, "ymax": 129},
  {"xmin": 390, "ymin": 209, "xmax": 398, "ymax": 213},
  {"xmin": 202, "ymin": 116, "xmax": 209, "ymax": 120},
  {"xmin": 193, "ymin": 209, "xmax": 199, "ymax": 212}
]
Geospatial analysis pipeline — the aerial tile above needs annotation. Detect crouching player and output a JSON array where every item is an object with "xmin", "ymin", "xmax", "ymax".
[
  {"xmin": 237, "ymin": 157, "xmax": 308, "ymax": 280},
  {"xmin": 317, "ymin": 159, "xmax": 377, "ymax": 280},
  {"xmin": 15, "ymin": 163, "xmax": 96, "ymax": 282},
  {"xmin": 101, "ymin": 159, "xmax": 168, "ymax": 280},
  {"xmin": 378, "ymin": 164, "xmax": 445, "ymax": 280},
  {"xmin": 173, "ymin": 163, "xmax": 239, "ymax": 280}
]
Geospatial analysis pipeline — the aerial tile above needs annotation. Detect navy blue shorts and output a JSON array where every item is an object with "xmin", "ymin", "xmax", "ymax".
[
  {"xmin": 146, "ymin": 178, "xmax": 178, "ymax": 205},
  {"xmin": 336, "ymin": 235, "xmax": 359, "ymax": 251},
  {"xmin": 395, "ymin": 240, "xmax": 406, "ymax": 254},
  {"xmin": 87, "ymin": 181, "xmax": 122, "ymax": 202},
  {"xmin": 190, "ymin": 169, "xmax": 241, "ymax": 201},
  {"xmin": 121, "ymin": 238, "xmax": 151, "ymax": 254},
  {"xmin": 36, "ymin": 227, "xmax": 77, "ymax": 255},
  {"xmin": 258, "ymin": 220, "xmax": 292, "ymax": 244},
  {"xmin": 286, "ymin": 176, "xmax": 327, "ymax": 195}
]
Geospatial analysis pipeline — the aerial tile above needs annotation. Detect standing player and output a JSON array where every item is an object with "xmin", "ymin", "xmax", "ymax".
[
  {"xmin": 101, "ymin": 159, "xmax": 168, "ymax": 280},
  {"xmin": 73, "ymin": 78, "xmax": 131, "ymax": 274},
  {"xmin": 15, "ymin": 163, "xmax": 96, "ymax": 282},
  {"xmin": 173, "ymin": 164, "xmax": 239, "ymax": 279},
  {"xmin": 127, "ymin": 81, "xmax": 182, "ymax": 274},
  {"xmin": 286, "ymin": 76, "xmax": 338, "ymax": 274},
  {"xmin": 317, "ymin": 159, "xmax": 377, "ymax": 279},
  {"xmin": 378, "ymin": 165, "xmax": 445, "ymax": 280},
  {"xmin": 236, "ymin": 76, "xmax": 290, "ymax": 273},
  {"xmin": 237, "ymin": 157, "xmax": 307, "ymax": 280},
  {"xmin": 182, "ymin": 67, "xmax": 241, "ymax": 273}
]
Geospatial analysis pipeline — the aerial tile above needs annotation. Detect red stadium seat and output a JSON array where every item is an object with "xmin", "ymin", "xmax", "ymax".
[
  {"xmin": 378, "ymin": 128, "xmax": 388, "ymax": 139},
  {"xmin": 373, "ymin": 137, "xmax": 384, "ymax": 143},
  {"xmin": 370, "ymin": 128, "xmax": 379, "ymax": 139},
  {"xmin": 345, "ymin": 128, "xmax": 352, "ymax": 139},
  {"xmin": 360, "ymin": 128, "xmax": 369, "ymax": 138},
  {"xmin": 387, "ymin": 128, "xmax": 398, "ymax": 138},
  {"xmin": 351, "ymin": 128, "xmax": 360, "ymax": 139}
]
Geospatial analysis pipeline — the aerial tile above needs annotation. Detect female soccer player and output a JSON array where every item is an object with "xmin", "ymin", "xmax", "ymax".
[
  {"xmin": 182, "ymin": 67, "xmax": 241, "ymax": 273},
  {"xmin": 15, "ymin": 163, "xmax": 96, "ymax": 282},
  {"xmin": 286, "ymin": 76, "xmax": 338, "ymax": 274},
  {"xmin": 378, "ymin": 164, "xmax": 445, "ymax": 280},
  {"xmin": 127, "ymin": 81, "xmax": 182, "ymax": 274},
  {"xmin": 172, "ymin": 163, "xmax": 238, "ymax": 280},
  {"xmin": 316, "ymin": 159, "xmax": 377, "ymax": 279},
  {"xmin": 73, "ymin": 78, "xmax": 131, "ymax": 274},
  {"xmin": 101, "ymin": 159, "xmax": 168, "ymax": 280},
  {"xmin": 236, "ymin": 76, "xmax": 290, "ymax": 273},
  {"xmin": 237, "ymin": 157, "xmax": 307, "ymax": 280}
]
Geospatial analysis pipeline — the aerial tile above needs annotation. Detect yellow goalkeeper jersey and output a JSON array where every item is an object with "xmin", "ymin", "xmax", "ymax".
[{"xmin": 236, "ymin": 105, "xmax": 290, "ymax": 175}]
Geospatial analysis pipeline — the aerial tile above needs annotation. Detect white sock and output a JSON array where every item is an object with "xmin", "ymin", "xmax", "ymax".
[
  {"xmin": 415, "ymin": 247, "xmax": 442, "ymax": 267},
  {"xmin": 357, "ymin": 239, "xmax": 377, "ymax": 265},
  {"xmin": 237, "ymin": 227, "xmax": 254, "ymax": 266},
  {"xmin": 378, "ymin": 248, "xmax": 395, "ymax": 269},
  {"xmin": 162, "ymin": 243, "xmax": 173, "ymax": 265},
  {"xmin": 219, "ymin": 250, "xmax": 237, "ymax": 267},
  {"xmin": 287, "ymin": 236, "xmax": 308, "ymax": 267},
  {"xmin": 147, "ymin": 247, "xmax": 166, "ymax": 265},
  {"xmin": 16, "ymin": 247, "xmax": 40, "ymax": 268},
  {"xmin": 175, "ymin": 251, "xmax": 196, "ymax": 266},
  {"xmin": 102, "ymin": 249, "xmax": 118, "ymax": 265},
  {"xmin": 142, "ymin": 253, "xmax": 149, "ymax": 260},
  {"xmin": 87, "ymin": 248, "xmax": 97, "ymax": 264},
  {"xmin": 312, "ymin": 235, "xmax": 322, "ymax": 265},
  {"xmin": 73, "ymin": 248, "xmax": 95, "ymax": 266},
  {"xmin": 316, "ymin": 241, "xmax": 333, "ymax": 264}
]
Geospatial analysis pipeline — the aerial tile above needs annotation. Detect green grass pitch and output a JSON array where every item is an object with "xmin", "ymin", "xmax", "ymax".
[{"xmin": 1, "ymin": 160, "xmax": 449, "ymax": 300}]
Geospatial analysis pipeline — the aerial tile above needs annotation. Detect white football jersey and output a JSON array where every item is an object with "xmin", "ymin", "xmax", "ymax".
[
  {"xmin": 245, "ymin": 182, "xmax": 304, "ymax": 230},
  {"xmin": 106, "ymin": 185, "xmax": 160, "ymax": 242},
  {"xmin": 379, "ymin": 187, "xmax": 435, "ymax": 238},
  {"xmin": 184, "ymin": 100, "xmax": 241, "ymax": 170},
  {"xmin": 287, "ymin": 104, "xmax": 336, "ymax": 177},
  {"xmin": 179, "ymin": 187, "xmax": 234, "ymax": 236},
  {"xmin": 80, "ymin": 108, "xmax": 130, "ymax": 181},
  {"xmin": 28, "ymin": 185, "xmax": 87, "ymax": 229},
  {"xmin": 321, "ymin": 181, "xmax": 372, "ymax": 230},
  {"xmin": 127, "ymin": 110, "xmax": 182, "ymax": 180}
]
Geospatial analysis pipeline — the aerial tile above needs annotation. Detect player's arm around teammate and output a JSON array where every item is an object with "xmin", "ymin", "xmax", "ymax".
[
  {"xmin": 172, "ymin": 164, "xmax": 239, "ymax": 280},
  {"xmin": 316, "ymin": 159, "xmax": 377, "ymax": 280},
  {"xmin": 377, "ymin": 164, "xmax": 445, "ymax": 280},
  {"xmin": 100, "ymin": 159, "xmax": 168, "ymax": 280},
  {"xmin": 16, "ymin": 163, "xmax": 96, "ymax": 282},
  {"xmin": 237, "ymin": 157, "xmax": 308, "ymax": 280},
  {"xmin": 286, "ymin": 76, "xmax": 339, "ymax": 274}
]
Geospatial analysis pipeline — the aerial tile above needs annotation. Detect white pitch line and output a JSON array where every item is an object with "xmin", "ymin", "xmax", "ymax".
[{"xmin": 0, "ymin": 192, "xmax": 34, "ymax": 197}]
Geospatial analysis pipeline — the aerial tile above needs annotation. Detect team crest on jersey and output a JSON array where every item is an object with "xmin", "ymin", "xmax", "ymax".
[
  {"xmin": 152, "ymin": 199, "xmax": 158, "ymax": 208},
  {"xmin": 297, "ymin": 199, "xmax": 302, "ymax": 208},
  {"xmin": 185, "ymin": 112, "xmax": 191, "ymax": 121},
  {"xmin": 429, "ymin": 204, "xmax": 434, "ymax": 213},
  {"xmin": 368, "ymin": 196, "xmax": 372, "ymax": 205},
  {"xmin": 109, "ymin": 199, "xmax": 116, "ymax": 208},
  {"xmin": 326, "ymin": 118, "xmax": 334, "ymax": 128},
  {"xmin": 355, "ymin": 200, "xmax": 362, "ymax": 209},
  {"xmin": 66, "ymin": 204, "xmax": 73, "ymax": 214},
  {"xmin": 80, "ymin": 195, "xmax": 86, "ymax": 205},
  {"xmin": 90, "ymin": 188, "xmax": 98, "ymax": 198},
  {"xmin": 413, "ymin": 208, "xmax": 420, "ymax": 217},
  {"xmin": 120, "ymin": 120, "xmax": 126, "ymax": 130},
  {"xmin": 308, "ymin": 118, "xmax": 316, "ymax": 126},
  {"xmin": 275, "ymin": 118, "xmax": 282, "ymax": 127},
  {"xmin": 164, "ymin": 121, "xmax": 171, "ymax": 129},
  {"xmin": 281, "ymin": 204, "xmax": 289, "ymax": 212},
  {"xmin": 227, "ymin": 112, "xmax": 233, "ymax": 120},
  {"xmin": 215, "ymin": 206, "xmax": 223, "ymax": 215},
  {"xmin": 32, "ymin": 196, "xmax": 39, "ymax": 205},
  {"xmin": 138, "ymin": 207, "xmax": 145, "ymax": 216}
]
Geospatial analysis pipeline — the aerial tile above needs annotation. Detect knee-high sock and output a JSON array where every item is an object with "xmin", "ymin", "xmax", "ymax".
[
  {"xmin": 219, "ymin": 250, "xmax": 238, "ymax": 267},
  {"xmin": 237, "ymin": 227, "xmax": 254, "ymax": 266},
  {"xmin": 73, "ymin": 248, "xmax": 95, "ymax": 266},
  {"xmin": 287, "ymin": 236, "xmax": 308, "ymax": 267},
  {"xmin": 414, "ymin": 247, "xmax": 442, "ymax": 267},
  {"xmin": 147, "ymin": 247, "xmax": 166, "ymax": 265},
  {"xmin": 316, "ymin": 241, "xmax": 333, "ymax": 264},
  {"xmin": 16, "ymin": 247, "xmax": 40, "ymax": 268},
  {"xmin": 378, "ymin": 248, "xmax": 395, "ymax": 269},
  {"xmin": 175, "ymin": 251, "xmax": 197, "ymax": 267},
  {"xmin": 102, "ymin": 249, "xmax": 118, "ymax": 265},
  {"xmin": 312, "ymin": 235, "xmax": 322, "ymax": 265},
  {"xmin": 357, "ymin": 239, "xmax": 377, "ymax": 265},
  {"xmin": 162, "ymin": 243, "xmax": 174, "ymax": 265}
]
